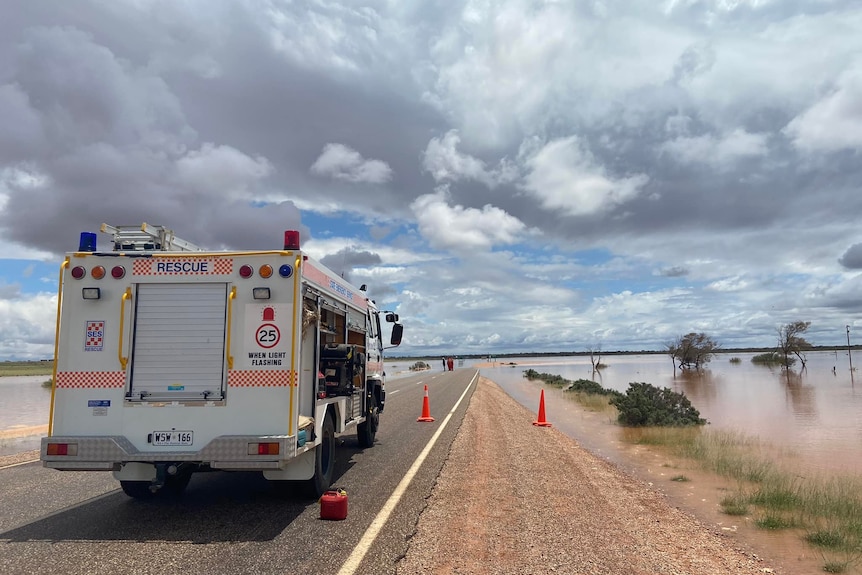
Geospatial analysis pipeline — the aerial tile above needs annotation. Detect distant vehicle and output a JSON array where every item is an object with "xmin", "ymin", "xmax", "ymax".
[{"xmin": 42, "ymin": 223, "xmax": 402, "ymax": 498}]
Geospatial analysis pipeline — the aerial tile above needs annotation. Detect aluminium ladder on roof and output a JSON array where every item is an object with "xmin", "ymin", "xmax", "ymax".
[{"xmin": 100, "ymin": 222, "xmax": 203, "ymax": 252}]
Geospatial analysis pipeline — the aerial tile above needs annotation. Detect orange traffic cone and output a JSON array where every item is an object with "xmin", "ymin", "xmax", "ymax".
[
  {"xmin": 532, "ymin": 389, "xmax": 552, "ymax": 427},
  {"xmin": 417, "ymin": 384, "xmax": 435, "ymax": 422}
]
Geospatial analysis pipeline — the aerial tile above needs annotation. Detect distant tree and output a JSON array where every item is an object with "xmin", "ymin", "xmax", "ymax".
[
  {"xmin": 666, "ymin": 332, "xmax": 720, "ymax": 371},
  {"xmin": 587, "ymin": 345, "xmax": 605, "ymax": 373},
  {"xmin": 777, "ymin": 321, "xmax": 812, "ymax": 369}
]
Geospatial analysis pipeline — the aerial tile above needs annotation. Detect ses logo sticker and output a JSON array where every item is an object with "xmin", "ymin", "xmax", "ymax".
[{"xmin": 85, "ymin": 321, "xmax": 105, "ymax": 351}]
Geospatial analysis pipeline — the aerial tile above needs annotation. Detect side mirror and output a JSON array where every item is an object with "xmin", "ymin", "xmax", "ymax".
[
  {"xmin": 390, "ymin": 323, "xmax": 403, "ymax": 346},
  {"xmin": 385, "ymin": 313, "xmax": 399, "ymax": 323}
]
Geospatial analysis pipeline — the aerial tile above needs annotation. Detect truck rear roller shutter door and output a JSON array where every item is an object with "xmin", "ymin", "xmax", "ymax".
[{"xmin": 129, "ymin": 283, "xmax": 227, "ymax": 400}]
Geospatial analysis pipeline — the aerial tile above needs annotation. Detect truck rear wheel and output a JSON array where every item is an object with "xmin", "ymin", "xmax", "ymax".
[
  {"xmin": 357, "ymin": 390, "xmax": 379, "ymax": 448},
  {"xmin": 120, "ymin": 480, "xmax": 154, "ymax": 499},
  {"xmin": 164, "ymin": 471, "xmax": 192, "ymax": 495},
  {"xmin": 120, "ymin": 472, "xmax": 191, "ymax": 499},
  {"xmin": 306, "ymin": 412, "xmax": 335, "ymax": 498}
]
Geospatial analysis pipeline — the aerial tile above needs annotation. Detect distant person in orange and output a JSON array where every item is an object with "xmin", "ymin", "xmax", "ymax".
[{"xmin": 447, "ymin": 357, "xmax": 454, "ymax": 371}]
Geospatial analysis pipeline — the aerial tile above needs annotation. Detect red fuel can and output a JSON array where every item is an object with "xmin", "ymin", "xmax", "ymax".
[{"xmin": 320, "ymin": 489, "xmax": 348, "ymax": 520}]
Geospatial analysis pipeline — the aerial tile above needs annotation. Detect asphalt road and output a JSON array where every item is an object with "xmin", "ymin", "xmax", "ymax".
[{"xmin": 0, "ymin": 368, "xmax": 477, "ymax": 575}]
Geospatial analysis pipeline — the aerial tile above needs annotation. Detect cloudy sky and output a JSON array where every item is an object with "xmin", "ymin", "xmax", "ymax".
[{"xmin": 1, "ymin": 0, "xmax": 861, "ymax": 360}]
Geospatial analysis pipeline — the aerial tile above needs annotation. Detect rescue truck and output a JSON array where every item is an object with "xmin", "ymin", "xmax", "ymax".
[{"xmin": 41, "ymin": 223, "xmax": 403, "ymax": 498}]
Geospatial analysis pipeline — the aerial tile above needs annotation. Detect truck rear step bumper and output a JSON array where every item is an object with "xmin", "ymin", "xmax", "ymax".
[{"xmin": 41, "ymin": 434, "xmax": 298, "ymax": 471}]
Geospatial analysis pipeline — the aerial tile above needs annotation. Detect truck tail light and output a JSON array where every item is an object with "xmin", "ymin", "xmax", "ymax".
[
  {"xmin": 46, "ymin": 443, "xmax": 78, "ymax": 456},
  {"xmin": 71, "ymin": 266, "xmax": 86, "ymax": 280},
  {"xmin": 91, "ymin": 266, "xmax": 106, "ymax": 280},
  {"xmin": 111, "ymin": 265, "xmax": 126, "ymax": 279},
  {"xmin": 248, "ymin": 442, "xmax": 279, "ymax": 455},
  {"xmin": 239, "ymin": 264, "xmax": 254, "ymax": 278},
  {"xmin": 259, "ymin": 264, "xmax": 273, "ymax": 278}
]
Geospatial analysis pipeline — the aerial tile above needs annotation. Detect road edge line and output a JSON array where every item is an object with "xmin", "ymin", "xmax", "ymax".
[{"xmin": 336, "ymin": 370, "xmax": 479, "ymax": 575}]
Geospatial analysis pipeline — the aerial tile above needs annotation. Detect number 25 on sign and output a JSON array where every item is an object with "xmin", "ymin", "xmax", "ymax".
[{"xmin": 256, "ymin": 323, "xmax": 280, "ymax": 348}]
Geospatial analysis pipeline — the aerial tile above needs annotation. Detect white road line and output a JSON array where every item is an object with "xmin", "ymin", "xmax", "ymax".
[
  {"xmin": 388, "ymin": 389, "xmax": 401, "ymax": 395},
  {"xmin": 0, "ymin": 458, "xmax": 40, "ymax": 470},
  {"xmin": 336, "ymin": 370, "xmax": 479, "ymax": 575}
]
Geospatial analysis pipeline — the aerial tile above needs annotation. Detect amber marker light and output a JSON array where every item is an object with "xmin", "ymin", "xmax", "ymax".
[
  {"xmin": 91, "ymin": 266, "xmax": 106, "ymax": 280},
  {"xmin": 259, "ymin": 264, "xmax": 273, "ymax": 278}
]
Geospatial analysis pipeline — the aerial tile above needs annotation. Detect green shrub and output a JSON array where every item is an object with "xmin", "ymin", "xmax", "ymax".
[
  {"xmin": 720, "ymin": 493, "xmax": 749, "ymax": 516},
  {"xmin": 805, "ymin": 530, "xmax": 845, "ymax": 549},
  {"xmin": 755, "ymin": 514, "xmax": 795, "ymax": 530},
  {"xmin": 751, "ymin": 352, "xmax": 787, "ymax": 366},
  {"xmin": 610, "ymin": 382, "xmax": 706, "ymax": 427},
  {"xmin": 523, "ymin": 370, "xmax": 621, "ymax": 397}
]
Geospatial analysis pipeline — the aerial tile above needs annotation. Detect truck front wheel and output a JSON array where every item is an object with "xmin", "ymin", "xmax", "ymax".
[
  {"xmin": 357, "ymin": 390, "xmax": 379, "ymax": 448},
  {"xmin": 306, "ymin": 412, "xmax": 335, "ymax": 498}
]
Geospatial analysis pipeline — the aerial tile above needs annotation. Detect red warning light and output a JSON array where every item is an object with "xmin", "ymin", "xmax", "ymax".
[{"xmin": 284, "ymin": 230, "xmax": 300, "ymax": 250}]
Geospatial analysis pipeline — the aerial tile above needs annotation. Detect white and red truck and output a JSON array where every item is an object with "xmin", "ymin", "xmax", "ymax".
[{"xmin": 41, "ymin": 223, "xmax": 403, "ymax": 498}]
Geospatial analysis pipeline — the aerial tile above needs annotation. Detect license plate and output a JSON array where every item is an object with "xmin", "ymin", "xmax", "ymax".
[{"xmin": 152, "ymin": 430, "xmax": 193, "ymax": 446}]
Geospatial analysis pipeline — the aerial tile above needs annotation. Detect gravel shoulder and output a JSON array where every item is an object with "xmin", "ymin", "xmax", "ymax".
[{"xmin": 396, "ymin": 377, "xmax": 778, "ymax": 575}]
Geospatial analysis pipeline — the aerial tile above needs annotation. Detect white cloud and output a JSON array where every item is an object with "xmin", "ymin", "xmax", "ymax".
[
  {"xmin": 784, "ymin": 60, "xmax": 862, "ymax": 153},
  {"xmin": 660, "ymin": 129, "xmax": 769, "ymax": 168},
  {"xmin": 174, "ymin": 143, "xmax": 272, "ymax": 197},
  {"xmin": 521, "ymin": 136, "xmax": 648, "ymax": 216},
  {"xmin": 422, "ymin": 130, "xmax": 517, "ymax": 187},
  {"xmin": 410, "ymin": 188, "xmax": 525, "ymax": 252},
  {"xmin": 310, "ymin": 143, "xmax": 393, "ymax": 184},
  {"xmin": 707, "ymin": 276, "xmax": 750, "ymax": 292},
  {"xmin": 0, "ymin": 292, "xmax": 56, "ymax": 360}
]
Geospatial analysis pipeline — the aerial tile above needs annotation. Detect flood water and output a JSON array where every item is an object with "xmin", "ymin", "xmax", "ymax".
[
  {"xmin": 459, "ymin": 350, "xmax": 862, "ymax": 477},
  {"xmin": 0, "ymin": 375, "xmax": 52, "ymax": 455}
]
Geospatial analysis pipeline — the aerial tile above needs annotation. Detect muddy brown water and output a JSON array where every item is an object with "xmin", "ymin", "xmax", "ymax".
[{"xmin": 473, "ymin": 351, "xmax": 862, "ymax": 477}]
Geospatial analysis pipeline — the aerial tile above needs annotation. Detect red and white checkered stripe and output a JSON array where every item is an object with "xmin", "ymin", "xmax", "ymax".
[
  {"xmin": 132, "ymin": 258, "xmax": 234, "ymax": 276},
  {"xmin": 228, "ymin": 370, "xmax": 296, "ymax": 388},
  {"xmin": 56, "ymin": 371, "xmax": 126, "ymax": 388}
]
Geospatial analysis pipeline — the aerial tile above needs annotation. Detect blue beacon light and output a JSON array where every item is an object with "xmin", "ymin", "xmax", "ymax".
[{"xmin": 78, "ymin": 232, "xmax": 98, "ymax": 252}]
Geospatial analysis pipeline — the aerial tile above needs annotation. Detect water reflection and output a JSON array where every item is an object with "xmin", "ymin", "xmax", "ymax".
[{"xmin": 780, "ymin": 369, "xmax": 818, "ymax": 423}]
